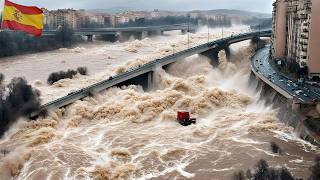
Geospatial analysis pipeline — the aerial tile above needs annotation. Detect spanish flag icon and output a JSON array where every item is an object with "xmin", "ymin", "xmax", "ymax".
[{"xmin": 1, "ymin": 0, "xmax": 44, "ymax": 36}]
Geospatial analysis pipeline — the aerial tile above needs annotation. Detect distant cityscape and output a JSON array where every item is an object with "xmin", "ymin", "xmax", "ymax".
[
  {"xmin": 41, "ymin": 9, "xmax": 157, "ymax": 29},
  {"xmin": 41, "ymin": 8, "xmax": 267, "ymax": 30}
]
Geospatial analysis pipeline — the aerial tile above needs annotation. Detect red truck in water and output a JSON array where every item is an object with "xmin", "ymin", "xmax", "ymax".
[{"xmin": 177, "ymin": 111, "xmax": 196, "ymax": 126}]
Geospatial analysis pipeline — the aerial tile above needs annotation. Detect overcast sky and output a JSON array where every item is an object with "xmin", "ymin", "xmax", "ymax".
[{"xmin": 1, "ymin": 0, "xmax": 274, "ymax": 13}]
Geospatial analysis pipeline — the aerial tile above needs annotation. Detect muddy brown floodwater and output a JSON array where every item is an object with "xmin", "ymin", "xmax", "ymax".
[{"xmin": 0, "ymin": 25, "xmax": 319, "ymax": 180}]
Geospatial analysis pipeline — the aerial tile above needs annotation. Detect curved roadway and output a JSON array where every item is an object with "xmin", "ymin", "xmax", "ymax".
[{"xmin": 251, "ymin": 46, "xmax": 320, "ymax": 104}]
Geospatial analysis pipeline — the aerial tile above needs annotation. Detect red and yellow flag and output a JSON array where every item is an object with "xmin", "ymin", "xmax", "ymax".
[{"xmin": 1, "ymin": 0, "xmax": 44, "ymax": 36}]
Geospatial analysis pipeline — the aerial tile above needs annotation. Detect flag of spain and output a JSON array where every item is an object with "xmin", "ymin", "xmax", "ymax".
[{"xmin": 1, "ymin": 0, "xmax": 44, "ymax": 36}]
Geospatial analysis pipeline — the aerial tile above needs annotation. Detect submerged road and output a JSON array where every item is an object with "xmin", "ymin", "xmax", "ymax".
[{"xmin": 251, "ymin": 46, "xmax": 320, "ymax": 104}]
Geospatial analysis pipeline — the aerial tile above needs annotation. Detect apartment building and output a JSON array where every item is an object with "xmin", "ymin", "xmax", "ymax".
[
  {"xmin": 272, "ymin": 0, "xmax": 320, "ymax": 77},
  {"xmin": 43, "ymin": 9, "xmax": 115, "ymax": 29},
  {"xmin": 43, "ymin": 9, "xmax": 78, "ymax": 29}
]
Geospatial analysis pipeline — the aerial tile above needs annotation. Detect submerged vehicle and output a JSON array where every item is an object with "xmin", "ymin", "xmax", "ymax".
[{"xmin": 177, "ymin": 111, "xmax": 196, "ymax": 126}]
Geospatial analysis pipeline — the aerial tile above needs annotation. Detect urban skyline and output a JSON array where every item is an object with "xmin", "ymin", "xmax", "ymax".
[{"xmin": 0, "ymin": 0, "xmax": 274, "ymax": 13}]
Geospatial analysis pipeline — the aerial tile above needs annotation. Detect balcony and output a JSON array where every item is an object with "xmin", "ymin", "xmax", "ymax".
[
  {"xmin": 300, "ymin": 39, "xmax": 308, "ymax": 45},
  {"xmin": 301, "ymin": 44, "xmax": 308, "ymax": 51},
  {"xmin": 300, "ymin": 51, "xmax": 307, "ymax": 57},
  {"xmin": 299, "ymin": 56, "xmax": 307, "ymax": 62},
  {"xmin": 301, "ymin": 33, "xmax": 309, "ymax": 39},
  {"xmin": 302, "ymin": 28, "xmax": 309, "ymax": 33}
]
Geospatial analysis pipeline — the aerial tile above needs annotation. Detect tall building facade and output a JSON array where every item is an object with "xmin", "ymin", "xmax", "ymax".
[{"xmin": 272, "ymin": 0, "xmax": 320, "ymax": 78}]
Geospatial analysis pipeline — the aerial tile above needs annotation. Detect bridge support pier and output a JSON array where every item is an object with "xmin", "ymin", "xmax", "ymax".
[
  {"xmin": 116, "ymin": 71, "xmax": 154, "ymax": 91},
  {"xmin": 97, "ymin": 34, "xmax": 118, "ymax": 42},
  {"xmin": 141, "ymin": 31, "xmax": 148, "ymax": 39},
  {"xmin": 189, "ymin": 29, "xmax": 196, "ymax": 34},
  {"xmin": 87, "ymin": 35, "xmax": 93, "ymax": 42},
  {"xmin": 119, "ymin": 32, "xmax": 132, "ymax": 42},
  {"xmin": 147, "ymin": 71, "xmax": 154, "ymax": 90},
  {"xmin": 148, "ymin": 30, "xmax": 162, "ymax": 37},
  {"xmin": 251, "ymin": 37, "xmax": 266, "ymax": 50},
  {"xmin": 181, "ymin": 29, "xmax": 187, "ymax": 34},
  {"xmin": 201, "ymin": 49, "xmax": 220, "ymax": 67},
  {"xmin": 201, "ymin": 44, "xmax": 231, "ymax": 67},
  {"xmin": 119, "ymin": 31, "xmax": 148, "ymax": 41},
  {"xmin": 181, "ymin": 29, "xmax": 196, "ymax": 34},
  {"xmin": 224, "ymin": 47, "xmax": 231, "ymax": 60}
]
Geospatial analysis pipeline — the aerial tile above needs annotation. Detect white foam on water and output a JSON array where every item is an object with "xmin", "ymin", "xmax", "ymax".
[{"xmin": 0, "ymin": 25, "xmax": 319, "ymax": 180}]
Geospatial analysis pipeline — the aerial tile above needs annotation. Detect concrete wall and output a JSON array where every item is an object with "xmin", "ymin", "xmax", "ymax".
[
  {"xmin": 308, "ymin": 0, "xmax": 320, "ymax": 74},
  {"xmin": 274, "ymin": 0, "xmax": 288, "ymax": 59}
]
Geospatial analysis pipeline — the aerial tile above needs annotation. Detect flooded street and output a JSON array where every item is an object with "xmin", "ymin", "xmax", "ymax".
[{"xmin": 0, "ymin": 25, "xmax": 319, "ymax": 180}]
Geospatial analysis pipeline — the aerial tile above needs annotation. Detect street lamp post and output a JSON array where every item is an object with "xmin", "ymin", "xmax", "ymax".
[
  {"xmin": 258, "ymin": 16, "xmax": 261, "ymax": 49},
  {"xmin": 222, "ymin": 23, "xmax": 224, "ymax": 38},
  {"xmin": 259, "ymin": 17, "xmax": 261, "ymax": 32},
  {"xmin": 207, "ymin": 16, "xmax": 210, "ymax": 42},
  {"xmin": 187, "ymin": 13, "xmax": 190, "ymax": 48},
  {"xmin": 171, "ymin": 44, "xmax": 175, "ymax": 54},
  {"xmin": 220, "ymin": 18, "xmax": 224, "ymax": 39}
]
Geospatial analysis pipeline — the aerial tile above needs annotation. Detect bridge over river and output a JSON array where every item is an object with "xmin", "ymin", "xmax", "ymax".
[
  {"xmin": 35, "ymin": 29, "xmax": 272, "ymax": 115},
  {"xmin": 42, "ymin": 24, "xmax": 197, "ymax": 41}
]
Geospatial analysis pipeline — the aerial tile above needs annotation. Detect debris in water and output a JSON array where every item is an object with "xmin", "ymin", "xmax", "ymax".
[
  {"xmin": 270, "ymin": 142, "xmax": 282, "ymax": 154},
  {"xmin": 177, "ymin": 111, "xmax": 196, "ymax": 126},
  {"xmin": 309, "ymin": 156, "xmax": 320, "ymax": 180}
]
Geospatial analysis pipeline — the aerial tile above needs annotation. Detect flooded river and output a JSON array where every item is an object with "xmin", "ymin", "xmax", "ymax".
[{"xmin": 0, "ymin": 25, "xmax": 319, "ymax": 180}]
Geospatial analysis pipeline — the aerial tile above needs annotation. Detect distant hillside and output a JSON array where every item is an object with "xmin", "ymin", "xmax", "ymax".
[
  {"xmin": 206, "ymin": 9, "xmax": 270, "ymax": 17},
  {"xmin": 188, "ymin": 9, "xmax": 271, "ymax": 24},
  {"xmin": 87, "ymin": 8, "xmax": 271, "ymax": 18},
  {"xmin": 88, "ymin": 7, "xmax": 134, "ymax": 14},
  {"xmin": 190, "ymin": 9, "xmax": 271, "ymax": 18}
]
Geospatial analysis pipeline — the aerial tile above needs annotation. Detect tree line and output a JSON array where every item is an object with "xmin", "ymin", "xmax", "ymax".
[
  {"xmin": 0, "ymin": 25, "xmax": 81, "ymax": 58},
  {"xmin": 0, "ymin": 74, "xmax": 42, "ymax": 137},
  {"xmin": 118, "ymin": 15, "xmax": 232, "ymax": 28}
]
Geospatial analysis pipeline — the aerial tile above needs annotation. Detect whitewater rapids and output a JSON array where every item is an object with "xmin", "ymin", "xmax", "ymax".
[
  {"xmin": 0, "ymin": 25, "xmax": 319, "ymax": 179},
  {"xmin": 0, "ymin": 45, "xmax": 319, "ymax": 179}
]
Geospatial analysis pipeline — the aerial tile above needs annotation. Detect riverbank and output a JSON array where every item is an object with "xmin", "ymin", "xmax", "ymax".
[{"xmin": 0, "ymin": 27, "xmax": 82, "ymax": 58}]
